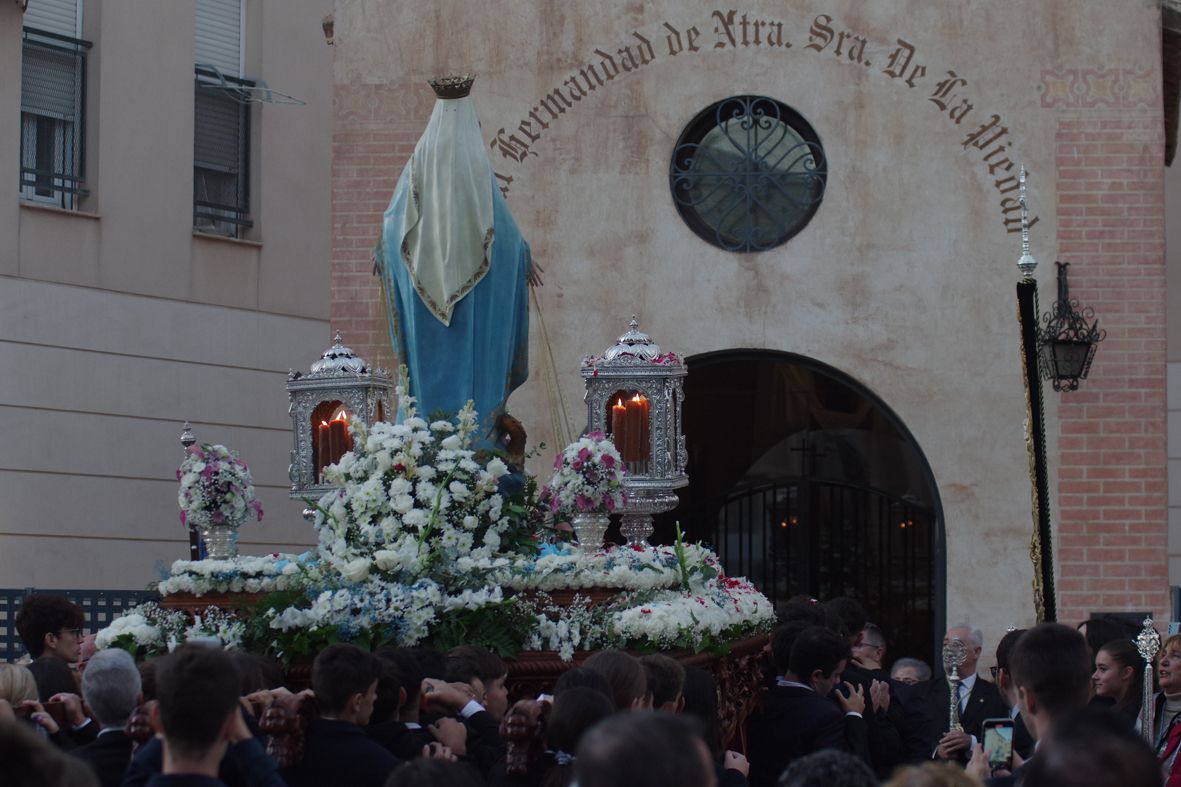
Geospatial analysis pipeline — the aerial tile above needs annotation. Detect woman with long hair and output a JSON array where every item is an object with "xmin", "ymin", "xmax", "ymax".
[{"xmin": 1092, "ymin": 638, "xmax": 1144, "ymax": 728}]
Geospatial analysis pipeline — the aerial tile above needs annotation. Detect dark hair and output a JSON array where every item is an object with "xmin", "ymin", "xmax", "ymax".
[
  {"xmin": 582, "ymin": 650, "xmax": 647, "ymax": 711},
  {"xmin": 0, "ymin": 718, "xmax": 101, "ymax": 787},
  {"xmin": 312, "ymin": 643, "xmax": 383, "ymax": 714},
  {"xmin": 680, "ymin": 666, "xmax": 722, "ymax": 759},
  {"xmin": 383, "ymin": 758, "xmax": 483, "ymax": 787},
  {"xmin": 823, "ymin": 597, "xmax": 867, "ymax": 643},
  {"xmin": 1022, "ymin": 707, "xmax": 1159, "ymax": 787},
  {"xmin": 1009, "ymin": 623, "xmax": 1090, "ymax": 718},
  {"xmin": 15, "ymin": 596, "xmax": 84, "ymax": 658},
  {"xmin": 1078, "ymin": 616, "xmax": 1137, "ymax": 670},
  {"xmin": 777, "ymin": 596, "xmax": 828, "ymax": 627},
  {"xmin": 640, "ymin": 654, "xmax": 686, "ymax": 708},
  {"xmin": 575, "ymin": 712, "xmax": 712, "ymax": 787},
  {"xmin": 553, "ymin": 667, "xmax": 612, "ymax": 701},
  {"xmin": 995, "ymin": 628, "xmax": 1028, "ymax": 673},
  {"xmin": 445, "ymin": 645, "xmax": 507, "ymax": 685},
  {"xmin": 377, "ymin": 647, "xmax": 425, "ymax": 717},
  {"xmin": 406, "ymin": 647, "xmax": 447, "ymax": 680},
  {"xmin": 1097, "ymin": 638, "xmax": 1144, "ymax": 720},
  {"xmin": 778, "ymin": 749, "xmax": 877, "ymax": 787},
  {"xmin": 155, "ymin": 645, "xmax": 242, "ymax": 759},
  {"xmin": 541, "ymin": 687, "xmax": 615, "ymax": 787},
  {"xmin": 772, "ymin": 622, "xmax": 811, "ymax": 675},
  {"xmin": 789, "ymin": 626, "xmax": 850, "ymax": 681},
  {"xmin": 370, "ymin": 656, "xmax": 405, "ymax": 726},
  {"xmin": 231, "ymin": 651, "xmax": 268, "ymax": 695}
]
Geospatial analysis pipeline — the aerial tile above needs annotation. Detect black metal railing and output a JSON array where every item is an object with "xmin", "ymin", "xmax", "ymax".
[
  {"xmin": 0, "ymin": 588, "xmax": 158, "ymax": 663},
  {"xmin": 714, "ymin": 479, "xmax": 935, "ymax": 660},
  {"xmin": 19, "ymin": 28, "xmax": 91, "ymax": 210}
]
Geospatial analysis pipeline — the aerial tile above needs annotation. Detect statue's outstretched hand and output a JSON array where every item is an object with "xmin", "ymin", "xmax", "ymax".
[{"xmin": 527, "ymin": 263, "xmax": 545, "ymax": 288}]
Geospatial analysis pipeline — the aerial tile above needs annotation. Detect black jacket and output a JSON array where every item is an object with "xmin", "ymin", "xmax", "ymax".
[
  {"xmin": 745, "ymin": 684, "xmax": 869, "ymax": 787},
  {"xmin": 72, "ymin": 729, "xmax": 134, "ymax": 787},
  {"xmin": 920, "ymin": 675, "xmax": 1009, "ymax": 757},
  {"xmin": 281, "ymin": 718, "xmax": 400, "ymax": 787}
]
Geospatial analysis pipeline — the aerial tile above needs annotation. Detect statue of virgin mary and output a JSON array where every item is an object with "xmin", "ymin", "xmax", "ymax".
[{"xmin": 376, "ymin": 76, "xmax": 534, "ymax": 432}]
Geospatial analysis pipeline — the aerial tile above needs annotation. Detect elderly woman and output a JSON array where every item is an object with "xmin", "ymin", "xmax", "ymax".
[{"xmin": 1155, "ymin": 633, "xmax": 1181, "ymax": 785}]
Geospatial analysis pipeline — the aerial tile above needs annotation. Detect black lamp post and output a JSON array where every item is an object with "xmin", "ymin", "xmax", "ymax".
[{"xmin": 1037, "ymin": 262, "xmax": 1106, "ymax": 392}]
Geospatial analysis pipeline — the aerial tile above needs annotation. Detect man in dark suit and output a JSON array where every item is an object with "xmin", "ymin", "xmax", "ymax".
[
  {"xmin": 746, "ymin": 625, "xmax": 870, "ymax": 787},
  {"xmin": 282, "ymin": 643, "xmax": 401, "ymax": 787},
  {"xmin": 922, "ymin": 625, "xmax": 1009, "ymax": 762},
  {"xmin": 981, "ymin": 623, "xmax": 1092, "ymax": 787},
  {"xmin": 992, "ymin": 628, "xmax": 1035, "ymax": 762},
  {"xmin": 71, "ymin": 648, "xmax": 142, "ymax": 787}
]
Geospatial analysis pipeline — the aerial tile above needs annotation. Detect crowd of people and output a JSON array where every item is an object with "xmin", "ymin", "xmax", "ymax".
[{"xmin": 0, "ymin": 592, "xmax": 1172, "ymax": 786}]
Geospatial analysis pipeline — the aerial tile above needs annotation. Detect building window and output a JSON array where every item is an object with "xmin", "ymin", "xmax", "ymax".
[
  {"xmin": 669, "ymin": 96, "xmax": 827, "ymax": 252},
  {"xmin": 194, "ymin": 66, "xmax": 252, "ymax": 236},
  {"xmin": 20, "ymin": 26, "xmax": 91, "ymax": 210},
  {"xmin": 194, "ymin": 0, "xmax": 251, "ymax": 236}
]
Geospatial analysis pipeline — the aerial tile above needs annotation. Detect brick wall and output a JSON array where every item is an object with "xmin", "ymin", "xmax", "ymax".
[
  {"xmin": 331, "ymin": 82, "xmax": 435, "ymax": 374},
  {"xmin": 1053, "ymin": 114, "xmax": 1169, "ymax": 624}
]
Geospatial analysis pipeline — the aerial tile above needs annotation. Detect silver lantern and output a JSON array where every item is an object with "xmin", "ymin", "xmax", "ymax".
[
  {"xmin": 287, "ymin": 333, "xmax": 391, "ymax": 501},
  {"xmin": 581, "ymin": 318, "xmax": 688, "ymax": 545}
]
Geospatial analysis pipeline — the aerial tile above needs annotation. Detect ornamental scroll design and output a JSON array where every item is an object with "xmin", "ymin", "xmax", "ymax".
[{"xmin": 1039, "ymin": 68, "xmax": 1159, "ymax": 109}]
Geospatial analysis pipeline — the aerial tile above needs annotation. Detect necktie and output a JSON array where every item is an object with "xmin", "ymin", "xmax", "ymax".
[{"xmin": 958, "ymin": 682, "xmax": 968, "ymax": 714}]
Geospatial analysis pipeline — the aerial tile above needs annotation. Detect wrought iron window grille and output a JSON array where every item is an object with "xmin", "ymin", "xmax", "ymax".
[
  {"xmin": 1037, "ymin": 261, "xmax": 1106, "ymax": 392},
  {"xmin": 194, "ymin": 64, "xmax": 254, "ymax": 236},
  {"xmin": 19, "ymin": 27, "xmax": 92, "ymax": 210},
  {"xmin": 670, "ymin": 95, "xmax": 827, "ymax": 252}
]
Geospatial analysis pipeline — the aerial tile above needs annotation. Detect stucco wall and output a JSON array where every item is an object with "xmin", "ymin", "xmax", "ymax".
[
  {"xmin": 0, "ymin": 0, "xmax": 335, "ymax": 588},
  {"xmin": 330, "ymin": 0, "xmax": 1169, "ymax": 650}
]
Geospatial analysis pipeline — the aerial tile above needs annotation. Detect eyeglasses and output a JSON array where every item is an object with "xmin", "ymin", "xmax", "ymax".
[{"xmin": 56, "ymin": 628, "xmax": 84, "ymax": 638}]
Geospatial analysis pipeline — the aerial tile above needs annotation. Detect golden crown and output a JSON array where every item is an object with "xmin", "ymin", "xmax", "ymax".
[{"xmin": 428, "ymin": 74, "xmax": 476, "ymax": 99}]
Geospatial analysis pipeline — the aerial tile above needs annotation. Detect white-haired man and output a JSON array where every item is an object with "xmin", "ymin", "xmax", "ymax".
[
  {"xmin": 922, "ymin": 624, "xmax": 1008, "ymax": 763},
  {"xmin": 71, "ymin": 648, "xmax": 142, "ymax": 787}
]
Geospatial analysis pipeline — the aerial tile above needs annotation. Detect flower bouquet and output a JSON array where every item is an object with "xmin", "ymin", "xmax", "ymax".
[
  {"xmin": 541, "ymin": 432, "xmax": 626, "ymax": 553},
  {"xmin": 177, "ymin": 443, "xmax": 263, "ymax": 558}
]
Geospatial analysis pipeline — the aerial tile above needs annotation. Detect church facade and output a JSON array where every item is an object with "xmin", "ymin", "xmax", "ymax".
[{"xmin": 329, "ymin": 0, "xmax": 1172, "ymax": 654}]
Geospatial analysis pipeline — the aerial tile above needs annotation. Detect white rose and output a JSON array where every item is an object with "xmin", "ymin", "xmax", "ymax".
[
  {"xmin": 373, "ymin": 549, "xmax": 401, "ymax": 571},
  {"xmin": 392, "ymin": 494, "xmax": 415, "ymax": 514},
  {"xmin": 440, "ymin": 435, "xmax": 462, "ymax": 450},
  {"xmin": 486, "ymin": 458, "xmax": 509, "ymax": 479},
  {"xmin": 341, "ymin": 558, "xmax": 371, "ymax": 584}
]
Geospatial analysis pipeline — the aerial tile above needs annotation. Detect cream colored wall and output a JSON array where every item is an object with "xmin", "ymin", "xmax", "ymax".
[
  {"xmin": 334, "ymin": 0, "xmax": 1161, "ymax": 649},
  {"xmin": 0, "ymin": 0, "xmax": 334, "ymax": 589}
]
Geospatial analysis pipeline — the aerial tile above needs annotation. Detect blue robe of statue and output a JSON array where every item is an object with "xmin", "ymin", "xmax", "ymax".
[{"xmin": 378, "ymin": 172, "xmax": 532, "ymax": 431}]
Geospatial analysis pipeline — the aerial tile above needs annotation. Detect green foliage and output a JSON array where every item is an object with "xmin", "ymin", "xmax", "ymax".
[{"xmin": 424, "ymin": 599, "xmax": 535, "ymax": 658}]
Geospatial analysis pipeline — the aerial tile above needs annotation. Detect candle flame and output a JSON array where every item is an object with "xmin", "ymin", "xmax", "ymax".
[
  {"xmin": 616, "ymin": 398, "xmax": 625, "ymax": 407},
  {"xmin": 332, "ymin": 410, "xmax": 350, "ymax": 422},
  {"xmin": 321, "ymin": 420, "xmax": 329, "ymax": 427},
  {"xmin": 631, "ymin": 393, "xmax": 646, "ymax": 403}
]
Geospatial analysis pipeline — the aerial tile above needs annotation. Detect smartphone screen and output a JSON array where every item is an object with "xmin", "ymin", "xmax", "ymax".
[{"xmin": 982, "ymin": 718, "xmax": 1014, "ymax": 770}]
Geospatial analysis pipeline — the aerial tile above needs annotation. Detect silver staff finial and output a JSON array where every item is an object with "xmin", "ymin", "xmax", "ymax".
[
  {"xmin": 180, "ymin": 421, "xmax": 196, "ymax": 451},
  {"xmin": 1017, "ymin": 165, "xmax": 1037, "ymax": 281}
]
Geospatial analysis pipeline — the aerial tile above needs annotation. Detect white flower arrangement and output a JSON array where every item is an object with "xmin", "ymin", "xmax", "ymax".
[
  {"xmin": 155, "ymin": 554, "xmax": 311, "ymax": 596},
  {"xmin": 310, "ymin": 390, "xmax": 531, "ymax": 586},
  {"xmin": 177, "ymin": 443, "xmax": 263, "ymax": 528},
  {"xmin": 493, "ymin": 544, "xmax": 717, "ymax": 592},
  {"xmin": 541, "ymin": 432, "xmax": 626, "ymax": 515},
  {"xmin": 95, "ymin": 603, "xmax": 246, "ymax": 657}
]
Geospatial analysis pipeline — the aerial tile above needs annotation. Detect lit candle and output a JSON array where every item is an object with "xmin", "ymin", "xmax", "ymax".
[
  {"xmin": 316, "ymin": 420, "xmax": 331, "ymax": 481},
  {"xmin": 328, "ymin": 412, "xmax": 350, "ymax": 466},
  {"xmin": 628, "ymin": 393, "xmax": 650, "ymax": 462},
  {"xmin": 611, "ymin": 398, "xmax": 630, "ymax": 458}
]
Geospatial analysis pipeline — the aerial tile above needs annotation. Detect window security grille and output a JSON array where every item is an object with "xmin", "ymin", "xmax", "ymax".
[
  {"xmin": 20, "ymin": 28, "xmax": 90, "ymax": 210},
  {"xmin": 194, "ymin": 65, "xmax": 253, "ymax": 236}
]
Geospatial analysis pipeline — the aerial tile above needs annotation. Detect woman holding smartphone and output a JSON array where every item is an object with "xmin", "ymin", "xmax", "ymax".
[{"xmin": 1092, "ymin": 638, "xmax": 1143, "ymax": 728}]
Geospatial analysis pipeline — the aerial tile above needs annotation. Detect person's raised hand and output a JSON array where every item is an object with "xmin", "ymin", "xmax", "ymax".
[
  {"xmin": 836, "ymin": 681, "xmax": 866, "ymax": 715},
  {"xmin": 723, "ymin": 750, "xmax": 749, "ymax": 776},
  {"xmin": 49, "ymin": 692, "xmax": 87, "ymax": 727},
  {"xmin": 869, "ymin": 679, "xmax": 891, "ymax": 713},
  {"xmin": 429, "ymin": 717, "xmax": 468, "ymax": 757},
  {"xmin": 422, "ymin": 678, "xmax": 476, "ymax": 712},
  {"xmin": 936, "ymin": 729, "xmax": 972, "ymax": 760},
  {"xmin": 422, "ymin": 741, "xmax": 458, "ymax": 761},
  {"xmin": 19, "ymin": 700, "xmax": 59, "ymax": 735}
]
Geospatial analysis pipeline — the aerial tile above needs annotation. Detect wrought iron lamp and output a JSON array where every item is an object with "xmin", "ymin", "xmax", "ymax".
[
  {"xmin": 581, "ymin": 318, "xmax": 688, "ymax": 545},
  {"xmin": 1037, "ymin": 262, "xmax": 1106, "ymax": 392},
  {"xmin": 287, "ymin": 333, "xmax": 391, "ymax": 501}
]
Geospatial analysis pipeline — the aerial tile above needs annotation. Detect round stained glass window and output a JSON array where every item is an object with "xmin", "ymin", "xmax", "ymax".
[{"xmin": 670, "ymin": 96, "xmax": 827, "ymax": 252}]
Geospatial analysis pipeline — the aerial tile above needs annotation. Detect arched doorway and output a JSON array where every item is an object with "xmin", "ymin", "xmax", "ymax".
[{"xmin": 654, "ymin": 350, "xmax": 945, "ymax": 662}]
